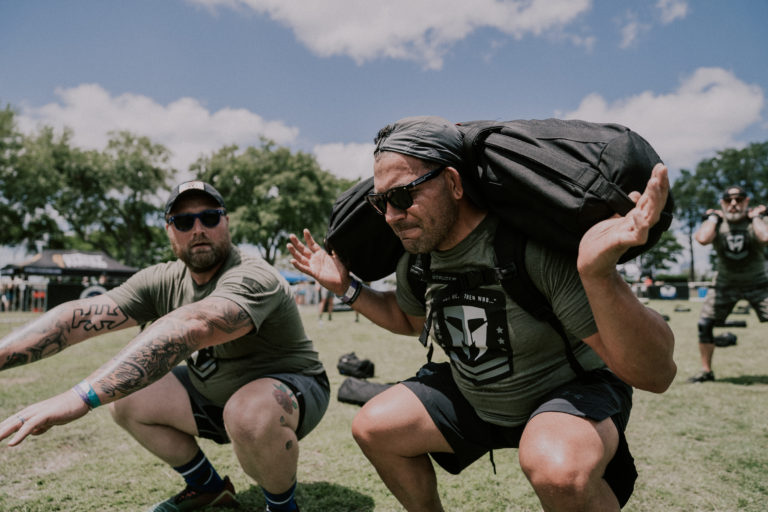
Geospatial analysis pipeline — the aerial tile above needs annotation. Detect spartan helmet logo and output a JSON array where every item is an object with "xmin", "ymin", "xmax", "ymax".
[
  {"xmin": 724, "ymin": 231, "xmax": 749, "ymax": 261},
  {"xmin": 726, "ymin": 233, "xmax": 745, "ymax": 253},
  {"xmin": 443, "ymin": 305, "xmax": 489, "ymax": 361}
]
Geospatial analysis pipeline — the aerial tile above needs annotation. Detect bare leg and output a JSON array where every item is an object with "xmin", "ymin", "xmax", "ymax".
[
  {"xmin": 519, "ymin": 412, "xmax": 620, "ymax": 512},
  {"xmin": 699, "ymin": 343, "xmax": 715, "ymax": 372},
  {"xmin": 109, "ymin": 372, "xmax": 199, "ymax": 466},
  {"xmin": 223, "ymin": 378, "xmax": 301, "ymax": 494},
  {"xmin": 351, "ymin": 384, "xmax": 451, "ymax": 512}
]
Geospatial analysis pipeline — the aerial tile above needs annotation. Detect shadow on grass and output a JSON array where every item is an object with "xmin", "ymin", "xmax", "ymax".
[
  {"xmin": 718, "ymin": 374, "xmax": 768, "ymax": 385},
  {"xmin": 234, "ymin": 481, "xmax": 376, "ymax": 512}
]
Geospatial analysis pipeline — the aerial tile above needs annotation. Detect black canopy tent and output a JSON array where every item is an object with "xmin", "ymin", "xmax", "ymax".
[
  {"xmin": 1, "ymin": 249, "xmax": 138, "ymax": 278},
  {"xmin": 1, "ymin": 250, "xmax": 138, "ymax": 310}
]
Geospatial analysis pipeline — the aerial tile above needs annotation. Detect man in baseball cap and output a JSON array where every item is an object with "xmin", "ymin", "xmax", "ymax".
[
  {"xmin": 0, "ymin": 178, "xmax": 329, "ymax": 512},
  {"xmin": 165, "ymin": 180, "xmax": 226, "ymax": 215}
]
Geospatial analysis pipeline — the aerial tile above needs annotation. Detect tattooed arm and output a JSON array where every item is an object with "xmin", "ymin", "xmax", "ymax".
[
  {"xmin": 0, "ymin": 294, "xmax": 135, "ymax": 371},
  {"xmin": 0, "ymin": 296, "xmax": 253, "ymax": 446},
  {"xmin": 90, "ymin": 296, "xmax": 252, "ymax": 401}
]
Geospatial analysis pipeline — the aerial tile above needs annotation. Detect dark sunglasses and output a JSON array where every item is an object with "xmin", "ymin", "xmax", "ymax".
[
  {"xmin": 366, "ymin": 166, "xmax": 445, "ymax": 215},
  {"xmin": 722, "ymin": 195, "xmax": 746, "ymax": 204},
  {"xmin": 168, "ymin": 209, "xmax": 226, "ymax": 232}
]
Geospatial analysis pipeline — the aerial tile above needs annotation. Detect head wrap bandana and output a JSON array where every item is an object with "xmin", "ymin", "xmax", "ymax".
[
  {"xmin": 721, "ymin": 185, "xmax": 748, "ymax": 200},
  {"xmin": 375, "ymin": 116, "xmax": 464, "ymax": 168}
]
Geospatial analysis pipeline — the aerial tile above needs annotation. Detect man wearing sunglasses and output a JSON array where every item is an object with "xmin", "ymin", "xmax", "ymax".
[
  {"xmin": 0, "ymin": 180, "xmax": 329, "ymax": 512},
  {"xmin": 688, "ymin": 185, "xmax": 768, "ymax": 383},
  {"xmin": 289, "ymin": 116, "xmax": 675, "ymax": 511}
]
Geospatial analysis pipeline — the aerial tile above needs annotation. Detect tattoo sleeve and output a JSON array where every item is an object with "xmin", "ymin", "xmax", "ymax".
[
  {"xmin": 91, "ymin": 298, "xmax": 252, "ymax": 401},
  {"xmin": 0, "ymin": 300, "xmax": 130, "ymax": 371}
]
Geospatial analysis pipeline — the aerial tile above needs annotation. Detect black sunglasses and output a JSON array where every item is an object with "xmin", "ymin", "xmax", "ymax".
[
  {"xmin": 168, "ymin": 209, "xmax": 226, "ymax": 232},
  {"xmin": 366, "ymin": 166, "xmax": 445, "ymax": 215}
]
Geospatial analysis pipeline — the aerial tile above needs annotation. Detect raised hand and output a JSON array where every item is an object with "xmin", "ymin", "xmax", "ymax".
[
  {"xmin": 578, "ymin": 163, "xmax": 669, "ymax": 278},
  {"xmin": 749, "ymin": 204, "xmax": 767, "ymax": 219},
  {"xmin": 287, "ymin": 229, "xmax": 351, "ymax": 295}
]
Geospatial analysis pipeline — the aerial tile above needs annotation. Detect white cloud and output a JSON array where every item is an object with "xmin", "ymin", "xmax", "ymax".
[
  {"xmin": 619, "ymin": 18, "xmax": 651, "ymax": 49},
  {"xmin": 313, "ymin": 142, "xmax": 375, "ymax": 181},
  {"xmin": 188, "ymin": 0, "xmax": 592, "ymax": 69},
  {"xmin": 656, "ymin": 0, "xmax": 689, "ymax": 24},
  {"xmin": 16, "ymin": 84, "xmax": 299, "ymax": 176},
  {"xmin": 558, "ymin": 67, "xmax": 765, "ymax": 171}
]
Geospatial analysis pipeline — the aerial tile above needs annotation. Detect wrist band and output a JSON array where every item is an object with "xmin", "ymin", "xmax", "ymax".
[
  {"xmin": 73, "ymin": 380, "xmax": 102, "ymax": 409},
  {"xmin": 340, "ymin": 277, "xmax": 363, "ymax": 305}
]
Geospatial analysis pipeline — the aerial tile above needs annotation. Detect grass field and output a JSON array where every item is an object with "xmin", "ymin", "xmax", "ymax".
[{"xmin": 1, "ymin": 299, "xmax": 767, "ymax": 511}]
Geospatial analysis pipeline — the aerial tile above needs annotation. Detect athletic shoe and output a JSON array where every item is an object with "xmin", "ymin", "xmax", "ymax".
[
  {"xmin": 687, "ymin": 370, "xmax": 715, "ymax": 383},
  {"xmin": 146, "ymin": 476, "xmax": 238, "ymax": 511}
]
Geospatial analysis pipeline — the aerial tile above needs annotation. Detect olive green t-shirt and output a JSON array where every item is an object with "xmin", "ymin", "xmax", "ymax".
[
  {"xmin": 396, "ymin": 216, "xmax": 604, "ymax": 426},
  {"xmin": 107, "ymin": 246, "xmax": 324, "ymax": 405},
  {"xmin": 713, "ymin": 218, "xmax": 768, "ymax": 286}
]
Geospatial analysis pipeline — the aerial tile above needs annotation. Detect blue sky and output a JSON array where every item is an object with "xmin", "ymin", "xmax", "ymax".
[
  {"xmin": 1, "ymin": 0, "xmax": 767, "ymax": 272},
  {"xmin": 2, "ymin": 0, "xmax": 766, "ymax": 184}
]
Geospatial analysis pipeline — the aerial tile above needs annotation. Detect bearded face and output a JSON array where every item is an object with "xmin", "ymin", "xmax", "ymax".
[
  {"xmin": 170, "ymin": 231, "xmax": 230, "ymax": 273},
  {"xmin": 166, "ymin": 194, "xmax": 231, "ymax": 275},
  {"xmin": 373, "ymin": 153, "xmax": 461, "ymax": 254},
  {"xmin": 721, "ymin": 196, "xmax": 749, "ymax": 223}
]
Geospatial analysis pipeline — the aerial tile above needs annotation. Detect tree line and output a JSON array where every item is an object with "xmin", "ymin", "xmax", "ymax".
[
  {"xmin": 0, "ymin": 105, "xmax": 354, "ymax": 268},
  {"xmin": 2, "ymin": 103, "xmax": 768, "ymax": 278}
]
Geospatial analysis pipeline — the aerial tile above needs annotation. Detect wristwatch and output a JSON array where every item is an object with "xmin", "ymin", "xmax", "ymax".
[{"xmin": 340, "ymin": 277, "xmax": 362, "ymax": 304}]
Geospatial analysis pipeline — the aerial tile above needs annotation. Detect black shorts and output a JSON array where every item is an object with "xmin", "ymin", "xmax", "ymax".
[
  {"xmin": 401, "ymin": 362, "xmax": 637, "ymax": 507},
  {"xmin": 172, "ymin": 366, "xmax": 330, "ymax": 444}
]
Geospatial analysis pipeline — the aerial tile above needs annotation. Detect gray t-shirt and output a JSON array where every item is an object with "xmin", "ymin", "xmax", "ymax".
[
  {"xmin": 396, "ymin": 216, "xmax": 604, "ymax": 426},
  {"xmin": 107, "ymin": 246, "xmax": 324, "ymax": 405}
]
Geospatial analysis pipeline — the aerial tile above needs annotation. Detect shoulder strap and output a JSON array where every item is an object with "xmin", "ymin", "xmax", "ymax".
[
  {"xmin": 492, "ymin": 226, "xmax": 586, "ymax": 378},
  {"xmin": 407, "ymin": 253, "xmax": 428, "ymax": 309},
  {"xmin": 407, "ymin": 253, "xmax": 433, "ymax": 361}
]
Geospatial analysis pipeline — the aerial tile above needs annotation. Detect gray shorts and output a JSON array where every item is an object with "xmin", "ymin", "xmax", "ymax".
[
  {"xmin": 402, "ymin": 362, "xmax": 636, "ymax": 507},
  {"xmin": 700, "ymin": 283, "xmax": 768, "ymax": 323},
  {"xmin": 172, "ymin": 366, "xmax": 330, "ymax": 444}
]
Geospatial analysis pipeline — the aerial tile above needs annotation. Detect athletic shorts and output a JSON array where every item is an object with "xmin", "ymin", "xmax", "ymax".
[
  {"xmin": 401, "ymin": 362, "xmax": 637, "ymax": 507},
  {"xmin": 172, "ymin": 366, "xmax": 330, "ymax": 444},
  {"xmin": 700, "ymin": 283, "xmax": 768, "ymax": 323}
]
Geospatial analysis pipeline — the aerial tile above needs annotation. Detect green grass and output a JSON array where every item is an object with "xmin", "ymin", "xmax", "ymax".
[{"xmin": 1, "ymin": 300, "xmax": 767, "ymax": 511}]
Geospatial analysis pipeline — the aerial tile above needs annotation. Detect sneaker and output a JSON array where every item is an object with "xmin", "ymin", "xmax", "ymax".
[
  {"xmin": 687, "ymin": 370, "xmax": 715, "ymax": 383},
  {"xmin": 147, "ymin": 476, "xmax": 238, "ymax": 511}
]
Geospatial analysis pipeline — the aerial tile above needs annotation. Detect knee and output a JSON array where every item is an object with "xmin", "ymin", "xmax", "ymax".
[
  {"xmin": 350, "ymin": 403, "xmax": 388, "ymax": 450},
  {"xmin": 108, "ymin": 395, "xmax": 134, "ymax": 428},
  {"xmin": 223, "ymin": 395, "xmax": 268, "ymax": 444},
  {"xmin": 698, "ymin": 318, "xmax": 715, "ymax": 343},
  {"xmin": 520, "ymin": 441, "xmax": 595, "ymax": 503}
]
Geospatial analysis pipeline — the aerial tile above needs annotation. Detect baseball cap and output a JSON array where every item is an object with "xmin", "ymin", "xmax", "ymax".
[
  {"xmin": 165, "ymin": 180, "xmax": 226, "ymax": 215},
  {"xmin": 721, "ymin": 185, "xmax": 748, "ymax": 200}
]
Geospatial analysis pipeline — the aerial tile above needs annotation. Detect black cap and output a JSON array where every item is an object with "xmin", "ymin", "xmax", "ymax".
[
  {"xmin": 721, "ymin": 185, "xmax": 748, "ymax": 200},
  {"xmin": 165, "ymin": 181, "xmax": 226, "ymax": 215}
]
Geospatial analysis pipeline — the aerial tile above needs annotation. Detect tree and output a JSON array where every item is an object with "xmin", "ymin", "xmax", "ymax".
[
  {"xmin": 2, "ymin": 123, "xmax": 72, "ymax": 251},
  {"xmin": 635, "ymin": 230, "xmax": 684, "ymax": 278},
  {"xmin": 692, "ymin": 142, "xmax": 768, "ymax": 203},
  {"xmin": 191, "ymin": 139, "xmax": 353, "ymax": 264},
  {"xmin": 0, "ymin": 105, "xmax": 26, "ymax": 247},
  {"xmin": 671, "ymin": 141, "xmax": 768, "ymax": 279},
  {"xmin": 1, "ymin": 119, "xmax": 177, "ymax": 268},
  {"xmin": 671, "ymin": 168, "xmax": 716, "ymax": 281}
]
